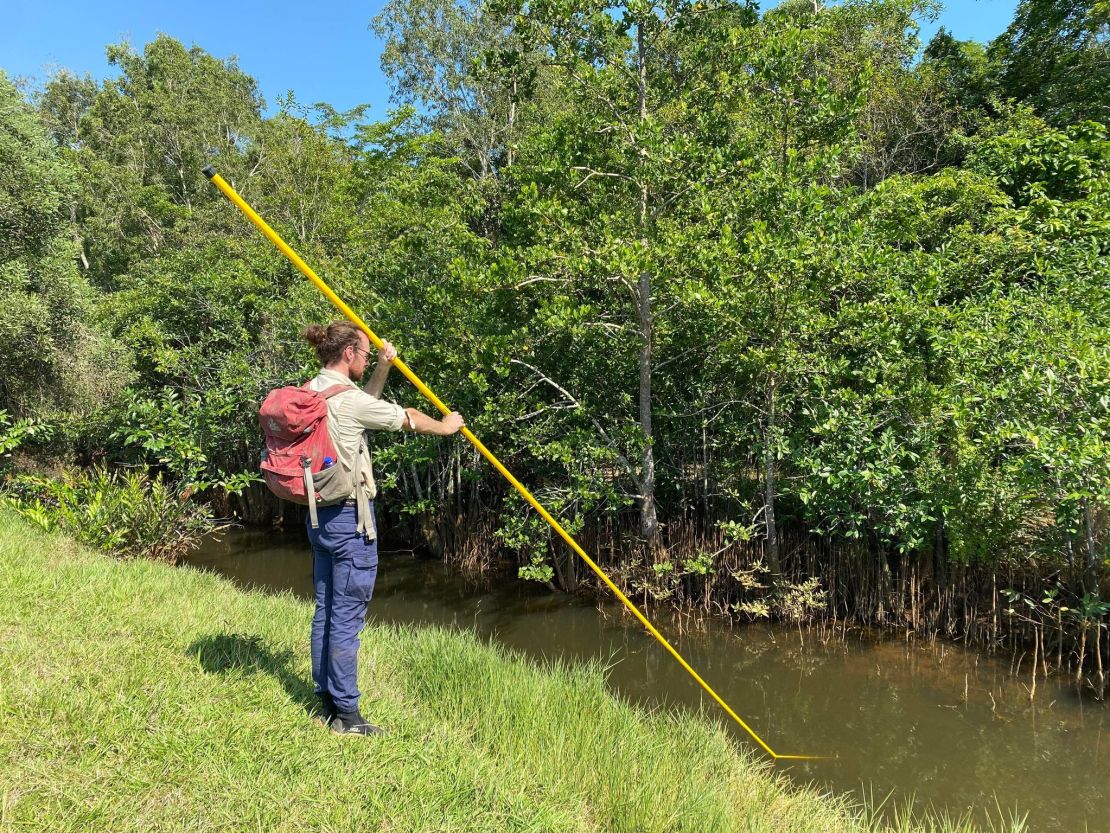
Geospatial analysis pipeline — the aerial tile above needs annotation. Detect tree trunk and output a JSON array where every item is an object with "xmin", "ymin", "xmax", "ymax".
[
  {"xmin": 507, "ymin": 79, "xmax": 517, "ymax": 168},
  {"xmin": 635, "ymin": 20, "xmax": 659, "ymax": 553},
  {"xmin": 637, "ymin": 263, "xmax": 659, "ymax": 549},
  {"xmin": 933, "ymin": 516, "xmax": 947, "ymax": 591},
  {"xmin": 763, "ymin": 373, "xmax": 781, "ymax": 575},
  {"xmin": 1083, "ymin": 498, "xmax": 1098, "ymax": 592},
  {"xmin": 701, "ymin": 418, "xmax": 710, "ymax": 521}
]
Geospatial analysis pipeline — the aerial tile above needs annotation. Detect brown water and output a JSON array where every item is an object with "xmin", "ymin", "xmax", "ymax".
[{"xmin": 184, "ymin": 528, "xmax": 1108, "ymax": 832}]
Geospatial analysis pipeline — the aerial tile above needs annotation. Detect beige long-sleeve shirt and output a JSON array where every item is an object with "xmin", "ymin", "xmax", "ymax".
[{"xmin": 305, "ymin": 368, "xmax": 406, "ymax": 499}]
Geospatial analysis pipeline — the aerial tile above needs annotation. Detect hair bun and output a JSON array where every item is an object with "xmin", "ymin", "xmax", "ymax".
[{"xmin": 301, "ymin": 324, "xmax": 327, "ymax": 346}]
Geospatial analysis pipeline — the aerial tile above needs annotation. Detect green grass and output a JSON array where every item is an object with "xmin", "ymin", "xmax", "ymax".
[{"xmin": 0, "ymin": 511, "xmax": 1022, "ymax": 832}]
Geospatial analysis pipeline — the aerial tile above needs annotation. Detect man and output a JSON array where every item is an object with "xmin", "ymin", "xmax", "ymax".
[{"xmin": 301, "ymin": 320, "xmax": 464, "ymax": 735}]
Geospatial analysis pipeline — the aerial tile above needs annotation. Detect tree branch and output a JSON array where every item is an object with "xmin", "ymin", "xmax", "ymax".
[{"xmin": 510, "ymin": 358, "xmax": 643, "ymax": 489}]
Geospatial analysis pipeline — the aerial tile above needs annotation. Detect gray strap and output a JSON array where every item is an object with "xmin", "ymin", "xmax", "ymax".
[
  {"xmin": 304, "ymin": 461, "xmax": 319, "ymax": 529},
  {"xmin": 353, "ymin": 434, "xmax": 376, "ymax": 540},
  {"xmin": 365, "ymin": 446, "xmax": 377, "ymax": 500},
  {"xmin": 356, "ymin": 482, "xmax": 374, "ymax": 540}
]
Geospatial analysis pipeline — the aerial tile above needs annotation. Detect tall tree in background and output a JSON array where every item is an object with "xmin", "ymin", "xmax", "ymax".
[
  {"xmin": 920, "ymin": 28, "xmax": 992, "ymax": 119},
  {"xmin": 373, "ymin": 0, "xmax": 548, "ymax": 180},
  {"xmin": 501, "ymin": 0, "xmax": 742, "ymax": 555},
  {"xmin": 0, "ymin": 71, "xmax": 130, "ymax": 433},
  {"xmin": 990, "ymin": 0, "xmax": 1109, "ymax": 125},
  {"xmin": 62, "ymin": 35, "xmax": 264, "ymax": 286}
]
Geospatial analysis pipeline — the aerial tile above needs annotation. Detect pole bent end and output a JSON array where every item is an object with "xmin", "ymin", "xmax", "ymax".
[{"xmin": 771, "ymin": 754, "xmax": 829, "ymax": 762}]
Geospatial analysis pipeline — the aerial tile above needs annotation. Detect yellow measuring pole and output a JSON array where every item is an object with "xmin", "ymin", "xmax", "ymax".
[{"xmin": 203, "ymin": 165, "xmax": 818, "ymax": 762}]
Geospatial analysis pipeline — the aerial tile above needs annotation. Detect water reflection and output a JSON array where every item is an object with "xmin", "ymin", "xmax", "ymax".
[{"xmin": 184, "ymin": 529, "xmax": 1106, "ymax": 832}]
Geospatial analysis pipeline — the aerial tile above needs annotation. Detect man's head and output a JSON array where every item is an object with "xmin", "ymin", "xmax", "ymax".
[{"xmin": 302, "ymin": 321, "xmax": 371, "ymax": 381}]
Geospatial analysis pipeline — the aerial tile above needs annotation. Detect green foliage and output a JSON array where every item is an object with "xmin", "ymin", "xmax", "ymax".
[
  {"xmin": 0, "ymin": 410, "xmax": 36, "ymax": 463},
  {"xmin": 921, "ymin": 28, "xmax": 993, "ymax": 118},
  {"xmin": 0, "ymin": 70, "xmax": 131, "ymax": 430},
  {"xmin": 2, "ymin": 466, "xmax": 216, "ymax": 563},
  {"xmin": 729, "ymin": 563, "xmax": 826, "ymax": 624},
  {"xmin": 112, "ymin": 387, "xmax": 260, "ymax": 494},
  {"xmin": 682, "ymin": 549, "xmax": 717, "ymax": 576},
  {"xmin": 0, "ymin": 71, "xmax": 76, "ymax": 260},
  {"xmin": 518, "ymin": 553, "xmax": 556, "ymax": 584},
  {"xmin": 989, "ymin": 0, "xmax": 1110, "ymax": 125},
  {"xmin": 373, "ymin": 0, "xmax": 551, "ymax": 180},
  {"xmin": 68, "ymin": 35, "xmax": 265, "ymax": 284},
  {"xmin": 968, "ymin": 109, "xmax": 1110, "ymax": 206}
]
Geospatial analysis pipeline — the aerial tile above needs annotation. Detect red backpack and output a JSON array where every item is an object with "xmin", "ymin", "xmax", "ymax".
[{"xmin": 259, "ymin": 382, "xmax": 355, "ymax": 527}]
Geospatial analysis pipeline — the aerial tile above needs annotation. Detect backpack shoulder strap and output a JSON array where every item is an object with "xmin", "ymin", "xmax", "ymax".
[
  {"xmin": 299, "ymin": 379, "xmax": 354, "ymax": 398},
  {"xmin": 299, "ymin": 380, "xmax": 356, "ymax": 399},
  {"xmin": 319, "ymin": 384, "xmax": 355, "ymax": 400}
]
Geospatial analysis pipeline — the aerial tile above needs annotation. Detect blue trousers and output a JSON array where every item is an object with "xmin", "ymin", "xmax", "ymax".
[{"xmin": 306, "ymin": 502, "xmax": 378, "ymax": 714}]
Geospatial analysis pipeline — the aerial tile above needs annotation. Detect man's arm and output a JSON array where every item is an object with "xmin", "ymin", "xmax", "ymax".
[
  {"xmin": 403, "ymin": 408, "xmax": 464, "ymax": 436},
  {"xmin": 363, "ymin": 341, "xmax": 397, "ymax": 398},
  {"xmin": 361, "ymin": 340, "xmax": 464, "ymax": 435}
]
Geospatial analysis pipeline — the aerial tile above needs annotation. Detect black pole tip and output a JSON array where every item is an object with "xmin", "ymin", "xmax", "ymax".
[{"xmin": 202, "ymin": 165, "xmax": 217, "ymax": 179}]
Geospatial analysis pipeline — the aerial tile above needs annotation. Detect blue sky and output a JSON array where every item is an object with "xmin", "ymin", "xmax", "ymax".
[{"xmin": 5, "ymin": 0, "xmax": 1020, "ymax": 115}]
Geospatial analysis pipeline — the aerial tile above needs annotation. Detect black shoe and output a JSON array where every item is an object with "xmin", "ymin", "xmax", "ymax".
[
  {"xmin": 331, "ymin": 709, "xmax": 384, "ymax": 736},
  {"xmin": 317, "ymin": 693, "xmax": 337, "ymax": 726}
]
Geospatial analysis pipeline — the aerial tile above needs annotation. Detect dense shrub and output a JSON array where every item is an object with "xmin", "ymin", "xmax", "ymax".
[{"xmin": 2, "ymin": 466, "xmax": 217, "ymax": 563}]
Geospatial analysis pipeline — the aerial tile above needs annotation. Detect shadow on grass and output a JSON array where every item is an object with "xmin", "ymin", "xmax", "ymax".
[{"xmin": 187, "ymin": 633, "xmax": 319, "ymax": 718}]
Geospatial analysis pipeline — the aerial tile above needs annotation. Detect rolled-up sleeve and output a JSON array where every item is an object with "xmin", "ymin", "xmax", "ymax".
[{"xmin": 348, "ymin": 392, "xmax": 406, "ymax": 431}]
